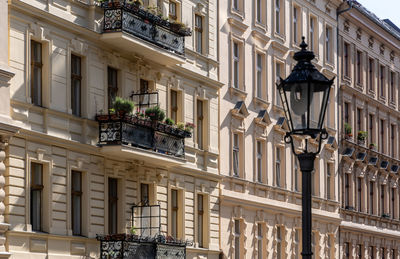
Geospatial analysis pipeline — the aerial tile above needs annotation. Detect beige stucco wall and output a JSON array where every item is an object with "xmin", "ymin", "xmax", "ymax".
[
  {"xmin": 338, "ymin": 3, "xmax": 400, "ymax": 258},
  {"xmin": 218, "ymin": 0, "xmax": 341, "ymax": 258},
  {"xmin": 4, "ymin": 0, "xmax": 221, "ymax": 258}
]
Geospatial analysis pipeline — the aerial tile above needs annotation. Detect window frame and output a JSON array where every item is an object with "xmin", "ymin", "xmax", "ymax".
[
  {"xmin": 30, "ymin": 162, "xmax": 44, "ymax": 232},
  {"xmin": 71, "ymin": 170, "xmax": 83, "ymax": 236},
  {"xmin": 71, "ymin": 54, "xmax": 82, "ymax": 117},
  {"xmin": 31, "ymin": 40, "xmax": 43, "ymax": 107},
  {"xmin": 108, "ymin": 178, "xmax": 119, "ymax": 235},
  {"xmin": 233, "ymin": 133, "xmax": 241, "ymax": 177},
  {"xmin": 325, "ymin": 25, "xmax": 333, "ymax": 63},
  {"xmin": 196, "ymin": 99, "xmax": 205, "ymax": 150},
  {"xmin": 195, "ymin": 14, "xmax": 204, "ymax": 54},
  {"xmin": 107, "ymin": 67, "xmax": 118, "ymax": 110}
]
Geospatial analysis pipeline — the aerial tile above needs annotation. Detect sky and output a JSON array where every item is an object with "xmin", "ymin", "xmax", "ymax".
[{"xmin": 357, "ymin": 0, "xmax": 400, "ymax": 28}]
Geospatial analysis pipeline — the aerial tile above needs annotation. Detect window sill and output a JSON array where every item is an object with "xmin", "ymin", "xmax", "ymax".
[
  {"xmin": 355, "ymin": 83, "xmax": 364, "ymax": 91},
  {"xmin": 253, "ymin": 21, "xmax": 267, "ymax": 33},
  {"xmin": 378, "ymin": 95, "xmax": 387, "ymax": 103},
  {"xmin": 367, "ymin": 89, "xmax": 376, "ymax": 98},
  {"xmin": 253, "ymin": 96, "xmax": 269, "ymax": 109},
  {"xmin": 229, "ymin": 86, "xmax": 247, "ymax": 99}
]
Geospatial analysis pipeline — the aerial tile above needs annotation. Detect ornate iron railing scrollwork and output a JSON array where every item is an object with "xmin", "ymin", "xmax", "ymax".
[
  {"xmin": 96, "ymin": 114, "xmax": 190, "ymax": 157},
  {"xmin": 102, "ymin": 3, "xmax": 190, "ymax": 55}
]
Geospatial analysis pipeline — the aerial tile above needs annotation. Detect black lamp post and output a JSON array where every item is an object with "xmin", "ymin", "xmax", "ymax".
[{"xmin": 277, "ymin": 37, "xmax": 334, "ymax": 259}]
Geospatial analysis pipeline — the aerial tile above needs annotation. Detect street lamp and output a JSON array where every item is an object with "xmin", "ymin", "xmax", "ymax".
[{"xmin": 277, "ymin": 37, "xmax": 334, "ymax": 259}]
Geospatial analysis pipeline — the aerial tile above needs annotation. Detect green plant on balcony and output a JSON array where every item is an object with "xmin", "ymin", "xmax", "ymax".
[
  {"xmin": 145, "ymin": 106, "xmax": 165, "ymax": 122},
  {"xmin": 369, "ymin": 143, "xmax": 377, "ymax": 150},
  {"xmin": 165, "ymin": 117, "xmax": 175, "ymax": 126},
  {"xmin": 176, "ymin": 122, "xmax": 185, "ymax": 130},
  {"xmin": 113, "ymin": 97, "xmax": 135, "ymax": 116},
  {"xmin": 344, "ymin": 122, "xmax": 352, "ymax": 139},
  {"xmin": 184, "ymin": 122, "xmax": 195, "ymax": 133},
  {"xmin": 357, "ymin": 131, "xmax": 367, "ymax": 141}
]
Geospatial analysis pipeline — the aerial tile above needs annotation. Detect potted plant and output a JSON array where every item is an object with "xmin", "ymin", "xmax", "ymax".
[
  {"xmin": 357, "ymin": 131, "xmax": 367, "ymax": 145},
  {"xmin": 184, "ymin": 122, "xmax": 195, "ymax": 132},
  {"xmin": 165, "ymin": 117, "xmax": 175, "ymax": 125},
  {"xmin": 369, "ymin": 143, "xmax": 377, "ymax": 150},
  {"xmin": 113, "ymin": 97, "xmax": 134, "ymax": 117},
  {"xmin": 176, "ymin": 122, "xmax": 185, "ymax": 130},
  {"xmin": 344, "ymin": 123, "xmax": 352, "ymax": 139},
  {"xmin": 145, "ymin": 106, "xmax": 165, "ymax": 122}
]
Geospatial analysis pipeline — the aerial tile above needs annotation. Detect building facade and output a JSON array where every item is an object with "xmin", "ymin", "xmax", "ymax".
[
  {"xmin": 338, "ymin": 1, "xmax": 400, "ymax": 258},
  {"xmin": 1, "ymin": 0, "xmax": 221, "ymax": 258},
  {"xmin": 218, "ymin": 0, "xmax": 341, "ymax": 258}
]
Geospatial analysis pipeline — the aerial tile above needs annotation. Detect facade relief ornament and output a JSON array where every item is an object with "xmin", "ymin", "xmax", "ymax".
[
  {"xmin": 343, "ymin": 162, "xmax": 354, "ymax": 174},
  {"xmin": 380, "ymin": 44, "xmax": 385, "ymax": 55},
  {"xmin": 368, "ymin": 169, "xmax": 378, "ymax": 181},
  {"xmin": 356, "ymin": 28, "xmax": 362, "ymax": 40},
  {"xmin": 355, "ymin": 166, "xmax": 367, "ymax": 178},
  {"xmin": 344, "ymin": 20, "xmax": 350, "ymax": 32},
  {"xmin": 390, "ymin": 51, "xmax": 395, "ymax": 62},
  {"xmin": 368, "ymin": 36, "xmax": 374, "ymax": 48}
]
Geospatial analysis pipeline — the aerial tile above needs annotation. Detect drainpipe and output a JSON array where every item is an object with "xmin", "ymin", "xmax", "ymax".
[{"xmin": 336, "ymin": 0, "xmax": 353, "ymax": 257}]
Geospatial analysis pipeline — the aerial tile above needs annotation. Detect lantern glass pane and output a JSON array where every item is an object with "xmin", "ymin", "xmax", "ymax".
[{"xmin": 286, "ymin": 82, "xmax": 309, "ymax": 131}]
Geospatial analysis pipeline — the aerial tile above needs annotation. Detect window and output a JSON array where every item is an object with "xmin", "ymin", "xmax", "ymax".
[
  {"xmin": 293, "ymin": 6, "xmax": 301, "ymax": 44},
  {"xmin": 31, "ymin": 162, "xmax": 43, "ymax": 231},
  {"xmin": 108, "ymin": 67, "xmax": 118, "ymax": 109},
  {"xmin": 392, "ymin": 188, "xmax": 395, "ymax": 219},
  {"xmin": 275, "ymin": 0, "xmax": 281, "ymax": 34},
  {"xmin": 380, "ymin": 119, "xmax": 384, "ymax": 153},
  {"xmin": 234, "ymin": 219, "xmax": 241, "ymax": 259},
  {"xmin": 381, "ymin": 184, "xmax": 385, "ymax": 215},
  {"xmin": 370, "ymin": 246, "xmax": 375, "ymax": 259},
  {"xmin": 343, "ymin": 42, "xmax": 350, "ymax": 77},
  {"xmin": 357, "ymin": 108, "xmax": 362, "ymax": 133},
  {"xmin": 195, "ymin": 15, "xmax": 203, "ymax": 54},
  {"xmin": 380, "ymin": 65, "xmax": 385, "ymax": 97},
  {"xmin": 390, "ymin": 71, "xmax": 395, "ymax": 102},
  {"xmin": 391, "ymin": 124, "xmax": 395, "ymax": 157},
  {"xmin": 326, "ymin": 26, "xmax": 332, "ymax": 62},
  {"xmin": 356, "ymin": 50, "xmax": 362, "ymax": 84},
  {"xmin": 256, "ymin": 53, "xmax": 263, "ymax": 98},
  {"xmin": 197, "ymin": 194, "xmax": 204, "ymax": 247},
  {"xmin": 275, "ymin": 147, "xmax": 281, "ymax": 187},
  {"xmin": 71, "ymin": 55, "xmax": 82, "ymax": 116},
  {"xmin": 275, "ymin": 62, "xmax": 283, "ymax": 105},
  {"xmin": 357, "ymin": 244, "xmax": 363, "ymax": 259},
  {"xmin": 309, "ymin": 16, "xmax": 317, "ymax": 52},
  {"xmin": 311, "ymin": 232, "xmax": 316, "ymax": 257},
  {"xmin": 256, "ymin": 141, "xmax": 262, "ymax": 182},
  {"xmin": 345, "ymin": 173, "xmax": 349, "ymax": 207},
  {"xmin": 344, "ymin": 102, "xmax": 349, "ymax": 123},
  {"xmin": 233, "ymin": 0, "xmax": 239, "ymax": 11},
  {"xmin": 369, "ymin": 58, "xmax": 374, "ymax": 91},
  {"xmin": 197, "ymin": 100, "xmax": 204, "ymax": 150},
  {"xmin": 108, "ymin": 178, "xmax": 118, "ymax": 234},
  {"xmin": 257, "ymin": 223, "xmax": 263, "ymax": 259},
  {"xmin": 256, "ymin": 0, "xmax": 262, "ymax": 23},
  {"xmin": 141, "ymin": 183, "xmax": 149, "ymax": 205},
  {"xmin": 327, "ymin": 163, "xmax": 332, "ymax": 200},
  {"xmin": 171, "ymin": 90, "xmax": 178, "ymax": 123},
  {"xmin": 169, "ymin": 1, "xmax": 177, "ymax": 20},
  {"xmin": 294, "ymin": 157, "xmax": 300, "ymax": 192},
  {"xmin": 369, "ymin": 114, "xmax": 374, "ymax": 144},
  {"xmin": 276, "ymin": 226, "xmax": 282, "ymax": 258},
  {"xmin": 71, "ymin": 171, "xmax": 82, "ymax": 235},
  {"xmin": 381, "ymin": 248, "xmax": 385, "ymax": 259},
  {"xmin": 233, "ymin": 42, "xmax": 240, "ymax": 89},
  {"xmin": 392, "ymin": 249, "xmax": 396, "ymax": 259},
  {"xmin": 327, "ymin": 235, "xmax": 333, "ymax": 259},
  {"xmin": 140, "ymin": 78, "xmax": 149, "ymax": 93},
  {"xmin": 171, "ymin": 189, "xmax": 179, "ymax": 238},
  {"xmin": 31, "ymin": 41, "xmax": 43, "ymax": 106},
  {"xmin": 233, "ymin": 133, "xmax": 240, "ymax": 177},
  {"xmin": 294, "ymin": 229, "xmax": 300, "ymax": 259},
  {"xmin": 344, "ymin": 242, "xmax": 350, "ymax": 259},
  {"xmin": 369, "ymin": 181, "xmax": 374, "ymax": 214},
  {"xmin": 357, "ymin": 177, "xmax": 362, "ymax": 212}
]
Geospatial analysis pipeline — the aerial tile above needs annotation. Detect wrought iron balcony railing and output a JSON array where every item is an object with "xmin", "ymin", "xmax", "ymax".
[
  {"xmin": 97, "ymin": 234, "xmax": 188, "ymax": 259},
  {"xmin": 101, "ymin": 1, "xmax": 191, "ymax": 55},
  {"xmin": 96, "ymin": 114, "xmax": 191, "ymax": 157}
]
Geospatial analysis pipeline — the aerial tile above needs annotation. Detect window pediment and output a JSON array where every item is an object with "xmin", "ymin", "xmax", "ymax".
[
  {"xmin": 273, "ymin": 117, "xmax": 288, "ymax": 133},
  {"xmin": 231, "ymin": 101, "xmax": 249, "ymax": 118},
  {"xmin": 254, "ymin": 109, "xmax": 271, "ymax": 127}
]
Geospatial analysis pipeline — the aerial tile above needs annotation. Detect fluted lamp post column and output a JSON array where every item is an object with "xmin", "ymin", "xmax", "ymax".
[{"xmin": 276, "ymin": 37, "xmax": 334, "ymax": 259}]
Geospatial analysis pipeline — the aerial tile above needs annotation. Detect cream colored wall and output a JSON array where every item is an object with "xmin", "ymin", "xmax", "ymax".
[
  {"xmin": 338, "ymin": 6, "xmax": 400, "ymax": 258},
  {"xmin": 218, "ymin": 0, "xmax": 341, "ymax": 258},
  {"xmin": 5, "ymin": 0, "xmax": 221, "ymax": 258}
]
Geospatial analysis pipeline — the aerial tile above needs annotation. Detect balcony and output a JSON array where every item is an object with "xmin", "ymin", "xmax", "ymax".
[
  {"xmin": 99, "ymin": 1, "xmax": 191, "ymax": 66},
  {"xmin": 97, "ymin": 204, "xmax": 190, "ymax": 259},
  {"xmin": 96, "ymin": 113, "xmax": 191, "ymax": 165}
]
